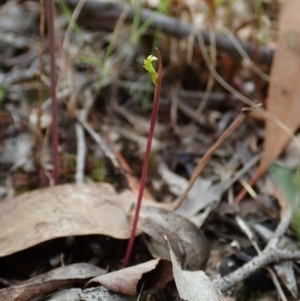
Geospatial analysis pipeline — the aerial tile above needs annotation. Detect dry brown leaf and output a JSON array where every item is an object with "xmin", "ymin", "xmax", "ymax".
[
  {"xmin": 252, "ymin": 223, "xmax": 298, "ymax": 298},
  {"xmin": 0, "ymin": 183, "xmax": 153, "ymax": 256},
  {"xmin": 0, "ymin": 182, "xmax": 176, "ymax": 257},
  {"xmin": 136, "ymin": 207, "xmax": 210, "ymax": 270},
  {"xmin": 0, "ymin": 263, "xmax": 103, "ymax": 301},
  {"xmin": 260, "ymin": 0, "xmax": 300, "ymax": 173},
  {"xmin": 86, "ymin": 259, "xmax": 173, "ymax": 295},
  {"xmin": 168, "ymin": 239, "xmax": 225, "ymax": 301}
]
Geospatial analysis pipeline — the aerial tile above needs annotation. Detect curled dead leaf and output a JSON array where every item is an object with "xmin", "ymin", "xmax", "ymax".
[
  {"xmin": 167, "ymin": 239, "xmax": 225, "ymax": 301},
  {"xmin": 135, "ymin": 206, "xmax": 210, "ymax": 270},
  {"xmin": 0, "ymin": 263, "xmax": 104, "ymax": 301},
  {"xmin": 86, "ymin": 259, "xmax": 173, "ymax": 295}
]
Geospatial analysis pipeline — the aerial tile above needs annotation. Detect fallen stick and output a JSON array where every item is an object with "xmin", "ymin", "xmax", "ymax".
[
  {"xmin": 213, "ymin": 248, "xmax": 300, "ymax": 293},
  {"xmin": 66, "ymin": 0, "xmax": 274, "ymax": 66}
]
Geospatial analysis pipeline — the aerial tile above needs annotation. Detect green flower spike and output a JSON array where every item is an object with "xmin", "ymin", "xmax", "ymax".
[{"xmin": 143, "ymin": 55, "xmax": 158, "ymax": 86}]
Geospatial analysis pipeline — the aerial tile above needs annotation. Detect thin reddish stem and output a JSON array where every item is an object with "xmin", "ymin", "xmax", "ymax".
[
  {"xmin": 122, "ymin": 48, "xmax": 162, "ymax": 268},
  {"xmin": 38, "ymin": 0, "xmax": 45, "ymax": 186},
  {"xmin": 46, "ymin": 0, "xmax": 60, "ymax": 185}
]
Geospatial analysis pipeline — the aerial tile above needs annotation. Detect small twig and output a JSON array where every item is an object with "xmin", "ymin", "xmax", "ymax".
[
  {"xmin": 76, "ymin": 115, "xmax": 120, "ymax": 169},
  {"xmin": 75, "ymin": 89, "xmax": 94, "ymax": 183},
  {"xmin": 223, "ymin": 191, "xmax": 293, "ymax": 301},
  {"xmin": 261, "ymin": 198, "xmax": 296, "ymax": 301},
  {"xmin": 268, "ymin": 269, "xmax": 288, "ymax": 301},
  {"xmin": 196, "ymin": 28, "xmax": 256, "ymax": 107},
  {"xmin": 222, "ymin": 153, "xmax": 261, "ymax": 192},
  {"xmin": 57, "ymin": 0, "xmax": 87, "ymax": 117},
  {"xmin": 185, "ymin": 4, "xmax": 217, "ymax": 125},
  {"xmin": 174, "ymin": 112, "xmax": 247, "ymax": 210},
  {"xmin": 265, "ymin": 203, "xmax": 294, "ymax": 251},
  {"xmin": 62, "ymin": 0, "xmax": 86, "ymax": 51},
  {"xmin": 189, "ymin": 25, "xmax": 216, "ymax": 126},
  {"xmin": 75, "ymin": 122, "xmax": 86, "ymax": 184},
  {"xmin": 228, "ymin": 190, "xmax": 287, "ymax": 301},
  {"xmin": 221, "ymin": 28, "xmax": 269, "ymax": 82},
  {"xmin": 234, "ymin": 169, "xmax": 262, "ymax": 203}
]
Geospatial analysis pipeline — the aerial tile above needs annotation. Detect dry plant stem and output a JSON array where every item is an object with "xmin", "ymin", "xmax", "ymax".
[
  {"xmin": 227, "ymin": 193, "xmax": 294, "ymax": 300},
  {"xmin": 222, "ymin": 28, "xmax": 269, "ymax": 81},
  {"xmin": 265, "ymin": 203, "xmax": 294, "ymax": 250},
  {"xmin": 75, "ymin": 90, "xmax": 94, "ymax": 184},
  {"xmin": 187, "ymin": 9, "xmax": 216, "ymax": 124},
  {"xmin": 76, "ymin": 115, "xmax": 120, "ymax": 169},
  {"xmin": 190, "ymin": 28, "xmax": 216, "ymax": 126},
  {"xmin": 170, "ymin": 84, "xmax": 180, "ymax": 132},
  {"xmin": 235, "ymin": 157, "xmax": 280, "ymax": 205},
  {"xmin": 234, "ymin": 167, "xmax": 262, "ymax": 203},
  {"xmin": 62, "ymin": 0, "xmax": 87, "ymax": 50},
  {"xmin": 229, "ymin": 192, "xmax": 287, "ymax": 300},
  {"xmin": 222, "ymin": 153, "xmax": 261, "ymax": 192},
  {"xmin": 122, "ymin": 48, "xmax": 162, "ymax": 268},
  {"xmin": 175, "ymin": 113, "xmax": 247, "ymax": 209},
  {"xmin": 57, "ymin": 0, "xmax": 87, "ymax": 99},
  {"xmin": 196, "ymin": 29, "xmax": 256, "ymax": 107},
  {"xmin": 46, "ymin": 0, "xmax": 60, "ymax": 185},
  {"xmin": 268, "ymin": 271, "xmax": 287, "ymax": 301},
  {"xmin": 214, "ymin": 201, "xmax": 295, "ymax": 299},
  {"xmin": 75, "ymin": 122, "xmax": 86, "ymax": 184}
]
